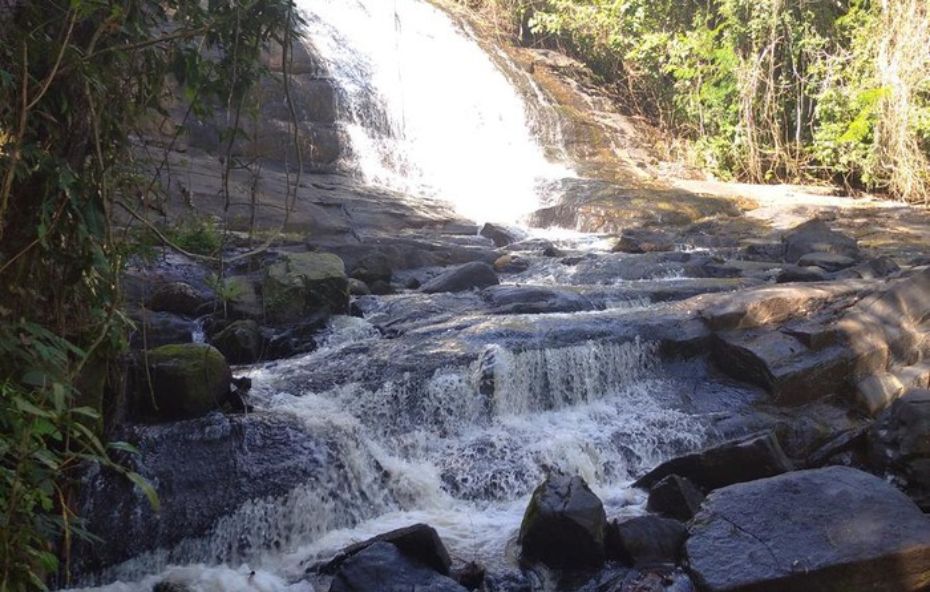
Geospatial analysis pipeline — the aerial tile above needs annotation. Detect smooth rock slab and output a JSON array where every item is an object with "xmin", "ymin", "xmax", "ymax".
[
  {"xmin": 686, "ymin": 466, "xmax": 930, "ymax": 592},
  {"xmin": 634, "ymin": 432, "xmax": 793, "ymax": 492}
]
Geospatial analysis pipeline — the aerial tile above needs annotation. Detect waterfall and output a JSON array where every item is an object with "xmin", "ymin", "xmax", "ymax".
[{"xmin": 299, "ymin": 0, "xmax": 571, "ymax": 224}]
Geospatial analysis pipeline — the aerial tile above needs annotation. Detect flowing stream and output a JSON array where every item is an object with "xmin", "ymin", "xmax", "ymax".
[{"xmin": 69, "ymin": 2, "xmax": 742, "ymax": 590}]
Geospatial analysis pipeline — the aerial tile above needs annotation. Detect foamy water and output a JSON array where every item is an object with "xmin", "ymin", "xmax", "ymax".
[{"xmin": 300, "ymin": 0, "xmax": 571, "ymax": 223}]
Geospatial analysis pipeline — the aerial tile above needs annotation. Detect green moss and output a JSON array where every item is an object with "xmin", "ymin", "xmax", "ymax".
[{"xmin": 143, "ymin": 344, "xmax": 230, "ymax": 421}]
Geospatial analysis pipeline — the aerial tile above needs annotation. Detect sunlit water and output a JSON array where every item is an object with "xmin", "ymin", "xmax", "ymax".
[{"xmin": 301, "ymin": 0, "xmax": 571, "ymax": 223}]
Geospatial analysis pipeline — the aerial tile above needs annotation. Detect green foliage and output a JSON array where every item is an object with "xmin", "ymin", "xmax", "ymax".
[
  {"xmin": 465, "ymin": 0, "xmax": 930, "ymax": 198},
  {"xmin": 0, "ymin": 0, "xmax": 300, "ymax": 588},
  {"xmin": 166, "ymin": 217, "xmax": 223, "ymax": 256}
]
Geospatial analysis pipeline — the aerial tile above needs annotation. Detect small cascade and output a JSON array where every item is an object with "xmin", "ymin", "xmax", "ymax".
[
  {"xmin": 76, "ymin": 336, "xmax": 710, "ymax": 589},
  {"xmin": 299, "ymin": 0, "xmax": 571, "ymax": 223}
]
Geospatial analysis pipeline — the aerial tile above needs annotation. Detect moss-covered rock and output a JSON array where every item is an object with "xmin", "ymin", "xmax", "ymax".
[
  {"xmin": 263, "ymin": 252, "xmax": 349, "ymax": 323},
  {"xmin": 136, "ymin": 343, "xmax": 231, "ymax": 422},
  {"xmin": 211, "ymin": 319, "xmax": 264, "ymax": 364}
]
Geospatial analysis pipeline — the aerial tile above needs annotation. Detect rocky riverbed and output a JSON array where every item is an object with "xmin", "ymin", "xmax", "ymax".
[
  {"xmin": 67, "ymin": 193, "xmax": 930, "ymax": 592},
  {"xmin": 64, "ymin": 0, "xmax": 930, "ymax": 589}
]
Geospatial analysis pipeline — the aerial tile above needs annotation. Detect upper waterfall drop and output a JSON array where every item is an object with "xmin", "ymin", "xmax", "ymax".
[{"xmin": 297, "ymin": 0, "xmax": 571, "ymax": 224}]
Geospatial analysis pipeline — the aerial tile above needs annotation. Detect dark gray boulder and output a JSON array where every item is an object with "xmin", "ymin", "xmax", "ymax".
[
  {"xmin": 147, "ymin": 281, "xmax": 208, "ymax": 316},
  {"xmin": 480, "ymin": 223, "xmax": 525, "ymax": 247},
  {"xmin": 519, "ymin": 474, "xmax": 607, "ymax": 569},
  {"xmin": 131, "ymin": 343, "xmax": 231, "ymax": 422},
  {"xmin": 210, "ymin": 319, "xmax": 264, "ymax": 364},
  {"xmin": 869, "ymin": 388, "xmax": 930, "ymax": 510},
  {"xmin": 319, "ymin": 523, "xmax": 452, "ymax": 576},
  {"xmin": 329, "ymin": 542, "xmax": 466, "ymax": 592},
  {"xmin": 607, "ymin": 516, "xmax": 687, "ymax": 568},
  {"xmin": 634, "ymin": 432, "xmax": 793, "ymax": 492},
  {"xmin": 782, "ymin": 219, "xmax": 859, "ymax": 263},
  {"xmin": 686, "ymin": 466, "xmax": 930, "ymax": 592},
  {"xmin": 421, "ymin": 262, "xmax": 499, "ymax": 294},
  {"xmin": 646, "ymin": 475, "xmax": 704, "ymax": 521}
]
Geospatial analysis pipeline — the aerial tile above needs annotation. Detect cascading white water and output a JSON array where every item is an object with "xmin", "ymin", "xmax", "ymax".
[{"xmin": 300, "ymin": 0, "xmax": 570, "ymax": 223}]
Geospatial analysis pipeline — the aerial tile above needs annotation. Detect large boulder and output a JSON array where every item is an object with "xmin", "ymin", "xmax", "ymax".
[
  {"xmin": 782, "ymin": 219, "xmax": 860, "ymax": 263},
  {"xmin": 634, "ymin": 432, "xmax": 793, "ymax": 492},
  {"xmin": 320, "ymin": 524, "xmax": 452, "ymax": 576},
  {"xmin": 686, "ymin": 466, "xmax": 930, "ymax": 592},
  {"xmin": 210, "ymin": 319, "xmax": 264, "ymax": 364},
  {"xmin": 869, "ymin": 388, "xmax": 930, "ymax": 510},
  {"xmin": 329, "ymin": 542, "xmax": 466, "ymax": 592},
  {"xmin": 263, "ymin": 252, "xmax": 349, "ymax": 323},
  {"xmin": 519, "ymin": 474, "xmax": 607, "ymax": 569},
  {"xmin": 607, "ymin": 516, "xmax": 687, "ymax": 568},
  {"xmin": 646, "ymin": 475, "xmax": 704, "ymax": 521},
  {"xmin": 133, "ymin": 343, "xmax": 231, "ymax": 421},
  {"xmin": 147, "ymin": 281, "xmax": 207, "ymax": 316},
  {"xmin": 421, "ymin": 262, "xmax": 499, "ymax": 294}
]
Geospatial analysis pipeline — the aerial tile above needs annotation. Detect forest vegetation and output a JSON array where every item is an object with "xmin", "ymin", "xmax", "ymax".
[
  {"xmin": 458, "ymin": 0, "xmax": 930, "ymax": 202},
  {"xmin": 0, "ymin": 1, "xmax": 299, "ymax": 588}
]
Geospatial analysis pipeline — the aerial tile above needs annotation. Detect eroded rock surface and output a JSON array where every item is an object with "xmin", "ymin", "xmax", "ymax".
[{"xmin": 686, "ymin": 466, "xmax": 930, "ymax": 592}]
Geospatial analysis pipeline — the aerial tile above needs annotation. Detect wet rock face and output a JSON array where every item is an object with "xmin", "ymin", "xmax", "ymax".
[
  {"xmin": 686, "ymin": 466, "xmax": 930, "ymax": 592},
  {"xmin": 519, "ymin": 474, "xmax": 607, "ymax": 569},
  {"xmin": 869, "ymin": 388, "xmax": 930, "ymax": 510},
  {"xmin": 634, "ymin": 432, "xmax": 793, "ymax": 492},
  {"xmin": 74, "ymin": 413, "xmax": 345, "ymax": 576},
  {"xmin": 421, "ymin": 262, "xmax": 500, "ymax": 294},
  {"xmin": 328, "ymin": 542, "xmax": 467, "ymax": 592},
  {"xmin": 131, "ymin": 343, "xmax": 231, "ymax": 422}
]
